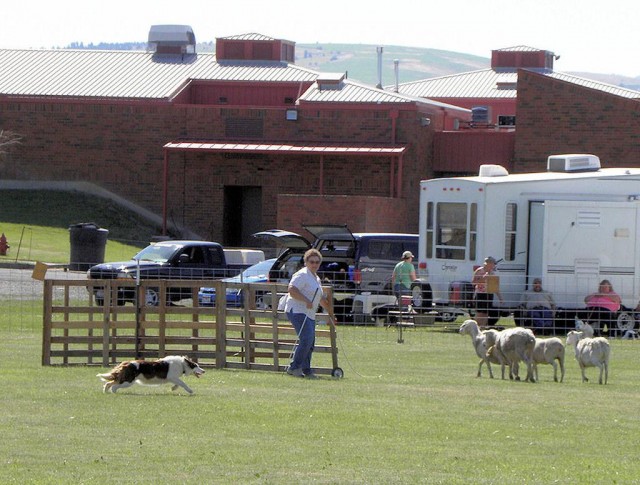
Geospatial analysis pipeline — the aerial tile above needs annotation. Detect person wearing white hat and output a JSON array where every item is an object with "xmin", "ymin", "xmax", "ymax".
[{"xmin": 392, "ymin": 251, "xmax": 417, "ymax": 310}]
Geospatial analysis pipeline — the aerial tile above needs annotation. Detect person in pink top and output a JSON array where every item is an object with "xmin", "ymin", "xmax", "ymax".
[{"xmin": 584, "ymin": 279, "xmax": 621, "ymax": 337}]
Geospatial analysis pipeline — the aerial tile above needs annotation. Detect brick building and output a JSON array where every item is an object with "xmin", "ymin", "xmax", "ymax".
[
  {"xmin": 514, "ymin": 70, "xmax": 640, "ymax": 171},
  {"xmin": 397, "ymin": 45, "xmax": 640, "ymax": 174},
  {"xmin": 0, "ymin": 27, "xmax": 469, "ymax": 245},
  {"xmin": 1, "ymin": 28, "xmax": 639, "ymax": 246}
]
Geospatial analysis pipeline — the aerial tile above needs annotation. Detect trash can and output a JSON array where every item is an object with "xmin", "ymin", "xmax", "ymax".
[{"xmin": 68, "ymin": 222, "xmax": 109, "ymax": 271}]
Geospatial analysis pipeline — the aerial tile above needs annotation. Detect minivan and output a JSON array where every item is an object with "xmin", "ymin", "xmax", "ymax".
[{"xmin": 253, "ymin": 225, "xmax": 418, "ymax": 320}]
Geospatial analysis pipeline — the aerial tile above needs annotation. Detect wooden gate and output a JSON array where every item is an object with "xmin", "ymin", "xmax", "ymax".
[{"xmin": 41, "ymin": 278, "xmax": 342, "ymax": 377}]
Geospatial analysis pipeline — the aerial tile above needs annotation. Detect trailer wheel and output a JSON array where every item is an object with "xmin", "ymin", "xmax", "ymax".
[
  {"xmin": 616, "ymin": 311, "xmax": 636, "ymax": 332},
  {"xmin": 411, "ymin": 283, "xmax": 432, "ymax": 311},
  {"xmin": 438, "ymin": 311, "xmax": 456, "ymax": 323},
  {"xmin": 332, "ymin": 367, "xmax": 344, "ymax": 379}
]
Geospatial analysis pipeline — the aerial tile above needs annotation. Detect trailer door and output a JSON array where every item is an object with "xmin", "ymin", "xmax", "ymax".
[
  {"xmin": 526, "ymin": 201, "xmax": 545, "ymax": 288},
  {"xmin": 542, "ymin": 200, "xmax": 638, "ymax": 308}
]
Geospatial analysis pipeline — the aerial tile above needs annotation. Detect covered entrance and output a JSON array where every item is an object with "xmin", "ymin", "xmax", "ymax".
[{"xmin": 161, "ymin": 141, "xmax": 407, "ymax": 238}]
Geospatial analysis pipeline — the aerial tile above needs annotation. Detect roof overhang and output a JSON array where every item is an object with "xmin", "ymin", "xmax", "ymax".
[
  {"xmin": 163, "ymin": 141, "xmax": 406, "ymax": 155},
  {"xmin": 161, "ymin": 141, "xmax": 407, "ymax": 235}
]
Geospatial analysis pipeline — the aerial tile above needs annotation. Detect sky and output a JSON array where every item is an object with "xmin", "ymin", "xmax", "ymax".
[{"xmin": 1, "ymin": 0, "xmax": 638, "ymax": 78}]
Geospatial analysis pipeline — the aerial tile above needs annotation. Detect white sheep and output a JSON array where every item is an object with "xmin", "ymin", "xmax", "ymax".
[
  {"xmin": 566, "ymin": 330, "xmax": 610, "ymax": 384},
  {"xmin": 575, "ymin": 319, "xmax": 595, "ymax": 338},
  {"xmin": 459, "ymin": 319, "xmax": 500, "ymax": 378},
  {"xmin": 532, "ymin": 337, "xmax": 565, "ymax": 383},
  {"xmin": 488, "ymin": 327, "xmax": 536, "ymax": 382}
]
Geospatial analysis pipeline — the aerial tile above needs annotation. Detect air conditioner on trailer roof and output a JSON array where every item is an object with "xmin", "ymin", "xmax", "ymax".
[{"xmin": 547, "ymin": 154, "xmax": 601, "ymax": 173}]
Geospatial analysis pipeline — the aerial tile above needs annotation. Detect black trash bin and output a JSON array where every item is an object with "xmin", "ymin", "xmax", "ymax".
[{"xmin": 68, "ymin": 222, "xmax": 109, "ymax": 271}]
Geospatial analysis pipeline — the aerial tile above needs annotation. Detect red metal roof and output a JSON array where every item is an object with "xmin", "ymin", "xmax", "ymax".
[{"xmin": 163, "ymin": 141, "xmax": 406, "ymax": 155}]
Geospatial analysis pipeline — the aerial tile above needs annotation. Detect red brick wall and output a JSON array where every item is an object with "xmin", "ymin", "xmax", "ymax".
[
  {"xmin": 0, "ymin": 101, "xmax": 177, "ymax": 214},
  {"xmin": 514, "ymin": 70, "xmax": 640, "ymax": 172},
  {"xmin": 434, "ymin": 130, "xmax": 515, "ymax": 174},
  {"xmin": 0, "ymin": 99, "xmax": 432, "ymax": 242},
  {"xmin": 276, "ymin": 195, "xmax": 413, "ymax": 235}
]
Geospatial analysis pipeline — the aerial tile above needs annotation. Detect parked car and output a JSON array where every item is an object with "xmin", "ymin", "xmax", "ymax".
[
  {"xmin": 198, "ymin": 258, "xmax": 277, "ymax": 308},
  {"xmin": 252, "ymin": 225, "xmax": 418, "ymax": 321},
  {"xmin": 87, "ymin": 240, "xmax": 264, "ymax": 306}
]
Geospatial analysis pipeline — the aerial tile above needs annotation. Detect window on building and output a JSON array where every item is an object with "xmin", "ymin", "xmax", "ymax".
[{"xmin": 225, "ymin": 118, "xmax": 265, "ymax": 138}]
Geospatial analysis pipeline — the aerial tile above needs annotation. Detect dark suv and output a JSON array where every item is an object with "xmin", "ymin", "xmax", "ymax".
[{"xmin": 253, "ymin": 225, "xmax": 418, "ymax": 320}]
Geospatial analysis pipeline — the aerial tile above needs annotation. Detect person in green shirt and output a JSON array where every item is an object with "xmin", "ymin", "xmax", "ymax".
[{"xmin": 392, "ymin": 251, "xmax": 417, "ymax": 310}]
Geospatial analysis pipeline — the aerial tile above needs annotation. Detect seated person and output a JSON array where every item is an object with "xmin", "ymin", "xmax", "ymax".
[
  {"xmin": 320, "ymin": 262, "xmax": 348, "ymax": 283},
  {"xmin": 584, "ymin": 279, "xmax": 621, "ymax": 336},
  {"xmin": 519, "ymin": 278, "xmax": 556, "ymax": 334}
]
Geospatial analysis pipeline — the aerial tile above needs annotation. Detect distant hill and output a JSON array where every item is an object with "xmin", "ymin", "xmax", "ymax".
[
  {"xmin": 295, "ymin": 43, "xmax": 489, "ymax": 85},
  {"xmin": 295, "ymin": 43, "xmax": 640, "ymax": 90},
  {"xmin": 66, "ymin": 41, "xmax": 640, "ymax": 90}
]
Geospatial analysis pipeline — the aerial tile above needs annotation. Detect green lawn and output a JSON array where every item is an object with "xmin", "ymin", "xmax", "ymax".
[
  {"xmin": 3, "ymin": 298, "xmax": 640, "ymax": 483},
  {"xmin": 3, "ymin": 189, "xmax": 640, "ymax": 483},
  {"xmin": 0, "ymin": 189, "xmax": 166, "ymax": 264}
]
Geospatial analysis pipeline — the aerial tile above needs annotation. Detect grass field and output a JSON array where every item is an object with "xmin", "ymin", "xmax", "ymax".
[
  {"xmin": 3, "ymin": 292, "xmax": 640, "ymax": 483},
  {"xmin": 3, "ymin": 189, "xmax": 640, "ymax": 483},
  {"xmin": 0, "ymin": 189, "xmax": 165, "ymax": 264}
]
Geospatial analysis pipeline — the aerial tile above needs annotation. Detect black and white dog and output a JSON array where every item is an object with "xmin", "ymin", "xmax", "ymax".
[{"xmin": 97, "ymin": 355, "xmax": 205, "ymax": 394}]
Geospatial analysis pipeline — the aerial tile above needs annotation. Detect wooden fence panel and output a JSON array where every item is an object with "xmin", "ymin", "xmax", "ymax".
[{"xmin": 41, "ymin": 279, "xmax": 342, "ymax": 377}]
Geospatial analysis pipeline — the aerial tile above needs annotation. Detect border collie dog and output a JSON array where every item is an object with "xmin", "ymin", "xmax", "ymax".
[{"xmin": 97, "ymin": 355, "xmax": 204, "ymax": 394}]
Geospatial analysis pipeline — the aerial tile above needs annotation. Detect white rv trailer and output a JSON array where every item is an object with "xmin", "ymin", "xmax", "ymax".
[{"xmin": 411, "ymin": 154, "xmax": 640, "ymax": 330}]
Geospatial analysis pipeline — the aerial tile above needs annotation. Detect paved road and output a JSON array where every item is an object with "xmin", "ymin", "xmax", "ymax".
[{"xmin": 0, "ymin": 267, "xmax": 87, "ymax": 300}]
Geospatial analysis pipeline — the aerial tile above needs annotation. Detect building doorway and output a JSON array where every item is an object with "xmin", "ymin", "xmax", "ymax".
[{"xmin": 223, "ymin": 186, "xmax": 262, "ymax": 247}]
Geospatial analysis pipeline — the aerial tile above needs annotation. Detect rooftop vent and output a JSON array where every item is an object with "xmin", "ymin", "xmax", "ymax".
[
  {"xmin": 148, "ymin": 25, "xmax": 196, "ymax": 54},
  {"xmin": 317, "ymin": 72, "xmax": 346, "ymax": 91},
  {"xmin": 471, "ymin": 106, "xmax": 489, "ymax": 123},
  {"xmin": 547, "ymin": 154, "xmax": 601, "ymax": 172},
  {"xmin": 478, "ymin": 164, "xmax": 509, "ymax": 177}
]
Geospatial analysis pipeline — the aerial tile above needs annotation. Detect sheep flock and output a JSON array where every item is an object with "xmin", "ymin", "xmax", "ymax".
[{"xmin": 459, "ymin": 319, "xmax": 610, "ymax": 384}]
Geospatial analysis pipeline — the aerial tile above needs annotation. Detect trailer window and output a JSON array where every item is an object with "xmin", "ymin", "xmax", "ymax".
[
  {"xmin": 504, "ymin": 202, "xmax": 517, "ymax": 261},
  {"xmin": 425, "ymin": 202, "xmax": 434, "ymax": 258},
  {"xmin": 435, "ymin": 203, "xmax": 467, "ymax": 260},
  {"xmin": 469, "ymin": 203, "xmax": 477, "ymax": 261}
]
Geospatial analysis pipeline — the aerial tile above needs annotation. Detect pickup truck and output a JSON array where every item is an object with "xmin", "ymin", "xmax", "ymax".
[{"xmin": 87, "ymin": 240, "xmax": 264, "ymax": 306}]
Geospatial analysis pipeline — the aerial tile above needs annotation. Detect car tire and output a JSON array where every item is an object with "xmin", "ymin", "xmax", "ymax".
[
  {"xmin": 332, "ymin": 298, "xmax": 353, "ymax": 323},
  {"xmin": 145, "ymin": 288, "xmax": 160, "ymax": 306}
]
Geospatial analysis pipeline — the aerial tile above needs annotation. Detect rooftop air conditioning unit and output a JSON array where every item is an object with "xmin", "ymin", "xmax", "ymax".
[
  {"xmin": 478, "ymin": 164, "xmax": 509, "ymax": 177},
  {"xmin": 547, "ymin": 154, "xmax": 601, "ymax": 173}
]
